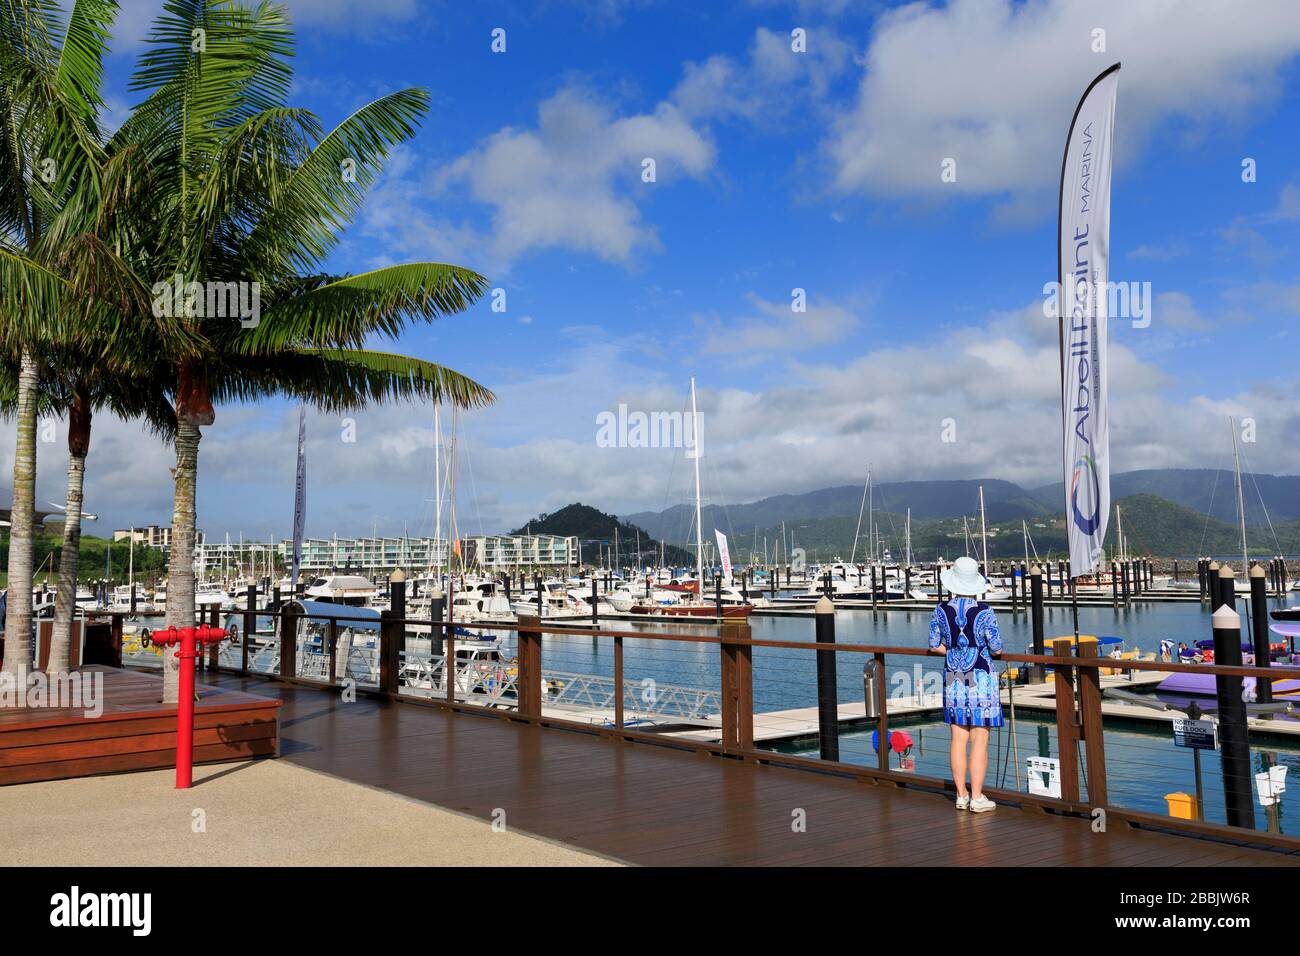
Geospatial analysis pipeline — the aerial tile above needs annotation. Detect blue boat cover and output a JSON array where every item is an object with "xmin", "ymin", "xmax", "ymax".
[{"xmin": 287, "ymin": 599, "xmax": 381, "ymax": 632}]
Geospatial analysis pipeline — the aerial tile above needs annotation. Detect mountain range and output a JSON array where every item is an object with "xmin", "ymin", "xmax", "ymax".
[{"xmin": 621, "ymin": 469, "xmax": 1300, "ymax": 541}]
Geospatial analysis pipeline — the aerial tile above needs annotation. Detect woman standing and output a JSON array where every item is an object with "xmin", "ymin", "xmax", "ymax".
[{"xmin": 929, "ymin": 557, "xmax": 1003, "ymax": 812}]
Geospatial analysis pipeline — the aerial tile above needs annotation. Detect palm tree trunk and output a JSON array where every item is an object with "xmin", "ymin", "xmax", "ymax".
[
  {"xmin": 48, "ymin": 394, "xmax": 91, "ymax": 676},
  {"xmin": 163, "ymin": 419, "xmax": 200, "ymax": 703},
  {"xmin": 164, "ymin": 362, "xmax": 214, "ymax": 703},
  {"xmin": 2, "ymin": 352, "xmax": 39, "ymax": 678}
]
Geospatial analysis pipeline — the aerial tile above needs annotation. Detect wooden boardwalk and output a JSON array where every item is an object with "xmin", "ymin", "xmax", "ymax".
[{"xmin": 203, "ymin": 672, "xmax": 1298, "ymax": 866}]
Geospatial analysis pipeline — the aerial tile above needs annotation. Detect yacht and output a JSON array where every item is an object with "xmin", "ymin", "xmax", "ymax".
[
  {"xmin": 510, "ymin": 580, "xmax": 591, "ymax": 619},
  {"xmin": 304, "ymin": 574, "xmax": 380, "ymax": 606},
  {"xmin": 195, "ymin": 581, "xmax": 231, "ymax": 608}
]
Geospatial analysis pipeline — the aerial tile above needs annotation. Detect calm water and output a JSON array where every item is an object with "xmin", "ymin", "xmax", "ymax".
[{"xmin": 528, "ymin": 595, "xmax": 1298, "ymax": 833}]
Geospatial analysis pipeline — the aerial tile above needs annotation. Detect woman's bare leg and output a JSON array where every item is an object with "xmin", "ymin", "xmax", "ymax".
[
  {"xmin": 969, "ymin": 727, "xmax": 990, "ymax": 800},
  {"xmin": 950, "ymin": 725, "xmax": 970, "ymax": 797}
]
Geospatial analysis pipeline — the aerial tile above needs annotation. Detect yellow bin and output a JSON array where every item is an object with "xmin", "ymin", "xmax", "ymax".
[{"xmin": 1164, "ymin": 792, "xmax": 1197, "ymax": 821}]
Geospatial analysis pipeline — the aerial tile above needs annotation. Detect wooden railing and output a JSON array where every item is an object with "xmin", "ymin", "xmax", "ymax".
[{"xmin": 93, "ymin": 600, "xmax": 1300, "ymax": 853}]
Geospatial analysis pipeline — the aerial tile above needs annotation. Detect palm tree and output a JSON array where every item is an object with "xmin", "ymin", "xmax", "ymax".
[
  {"xmin": 0, "ymin": 0, "xmax": 121, "ymax": 677},
  {"xmin": 44, "ymin": 369, "xmax": 176, "ymax": 675},
  {"xmin": 110, "ymin": 1, "xmax": 492, "ymax": 701}
]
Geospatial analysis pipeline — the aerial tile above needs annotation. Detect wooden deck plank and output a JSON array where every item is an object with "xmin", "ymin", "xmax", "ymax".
[
  {"xmin": 200, "ymin": 673, "xmax": 1298, "ymax": 867},
  {"xmin": 0, "ymin": 667, "xmax": 280, "ymax": 785}
]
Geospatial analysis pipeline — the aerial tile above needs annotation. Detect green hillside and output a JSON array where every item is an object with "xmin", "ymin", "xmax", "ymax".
[
  {"xmin": 512, "ymin": 503, "xmax": 694, "ymax": 566},
  {"xmin": 0, "ymin": 531, "xmax": 168, "ymax": 584}
]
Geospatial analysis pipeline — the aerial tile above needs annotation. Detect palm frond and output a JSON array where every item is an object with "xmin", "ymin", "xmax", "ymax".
[
  {"xmin": 241, "ymin": 88, "xmax": 429, "ymax": 276},
  {"xmin": 236, "ymin": 263, "xmax": 489, "ymax": 352},
  {"xmin": 209, "ymin": 347, "xmax": 494, "ymax": 414},
  {"xmin": 53, "ymin": 0, "xmax": 117, "ymax": 126}
]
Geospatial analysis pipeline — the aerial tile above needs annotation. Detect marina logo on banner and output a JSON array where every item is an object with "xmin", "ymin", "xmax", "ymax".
[{"xmin": 1058, "ymin": 63, "xmax": 1119, "ymax": 577}]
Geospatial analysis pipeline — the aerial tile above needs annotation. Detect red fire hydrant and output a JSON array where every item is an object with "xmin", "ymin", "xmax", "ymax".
[{"xmin": 149, "ymin": 625, "xmax": 228, "ymax": 788}]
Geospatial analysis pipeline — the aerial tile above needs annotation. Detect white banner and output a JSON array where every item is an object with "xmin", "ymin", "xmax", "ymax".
[
  {"xmin": 1058, "ymin": 63, "xmax": 1119, "ymax": 578},
  {"xmin": 714, "ymin": 529, "xmax": 732, "ymax": 582}
]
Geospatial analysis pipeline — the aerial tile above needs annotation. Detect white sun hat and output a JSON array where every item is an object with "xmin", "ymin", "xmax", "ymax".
[{"xmin": 941, "ymin": 556, "xmax": 990, "ymax": 597}]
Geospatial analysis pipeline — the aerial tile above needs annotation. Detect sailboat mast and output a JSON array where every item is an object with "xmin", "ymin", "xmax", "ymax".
[
  {"xmin": 1231, "ymin": 417, "xmax": 1249, "ymax": 575},
  {"xmin": 868, "ymin": 474, "xmax": 875, "ymax": 564},
  {"xmin": 434, "ymin": 405, "xmax": 442, "ymax": 582},
  {"xmin": 690, "ymin": 377, "xmax": 705, "ymax": 595},
  {"xmin": 851, "ymin": 471, "xmax": 869, "ymax": 566},
  {"xmin": 979, "ymin": 485, "xmax": 989, "ymax": 569}
]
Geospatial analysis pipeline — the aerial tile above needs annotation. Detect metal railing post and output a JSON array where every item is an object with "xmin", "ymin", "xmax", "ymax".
[
  {"xmin": 614, "ymin": 635, "xmax": 625, "ymax": 730},
  {"xmin": 814, "ymin": 597, "xmax": 838, "ymax": 762},
  {"xmin": 1029, "ymin": 565, "xmax": 1045, "ymax": 683},
  {"xmin": 110, "ymin": 613, "xmax": 123, "ymax": 668},
  {"xmin": 1212, "ymin": 602, "xmax": 1256, "ymax": 830},
  {"xmin": 242, "ymin": 584, "xmax": 254, "ymax": 675},
  {"xmin": 327, "ymin": 617, "xmax": 339, "ymax": 687},
  {"xmin": 380, "ymin": 609, "xmax": 401, "ymax": 695},
  {"xmin": 280, "ymin": 605, "xmax": 298, "ymax": 680},
  {"xmin": 873, "ymin": 652, "xmax": 888, "ymax": 772}
]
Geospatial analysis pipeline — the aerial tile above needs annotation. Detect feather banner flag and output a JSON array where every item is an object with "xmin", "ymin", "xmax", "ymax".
[{"xmin": 1058, "ymin": 63, "xmax": 1120, "ymax": 578}]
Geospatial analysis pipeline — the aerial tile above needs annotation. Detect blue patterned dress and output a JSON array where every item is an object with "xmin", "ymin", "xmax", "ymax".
[{"xmin": 929, "ymin": 598, "xmax": 1003, "ymax": 727}]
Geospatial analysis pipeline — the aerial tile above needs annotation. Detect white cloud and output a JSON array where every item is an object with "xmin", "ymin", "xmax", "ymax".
[
  {"xmin": 672, "ymin": 26, "xmax": 854, "ymax": 125},
  {"xmin": 449, "ymin": 302, "xmax": 1300, "ymax": 527},
  {"xmin": 1267, "ymin": 182, "xmax": 1300, "ymax": 222},
  {"xmin": 827, "ymin": 0, "xmax": 1300, "ymax": 213},
  {"xmin": 1154, "ymin": 291, "xmax": 1210, "ymax": 331},
  {"xmin": 432, "ymin": 86, "xmax": 715, "ymax": 266},
  {"xmin": 6, "ymin": 303, "xmax": 1298, "ymax": 538},
  {"xmin": 699, "ymin": 293, "xmax": 860, "ymax": 355},
  {"xmin": 381, "ymin": 27, "xmax": 854, "ymax": 272}
]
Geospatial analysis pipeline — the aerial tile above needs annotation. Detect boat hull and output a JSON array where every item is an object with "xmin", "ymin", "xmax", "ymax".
[{"xmin": 631, "ymin": 603, "xmax": 753, "ymax": 619}]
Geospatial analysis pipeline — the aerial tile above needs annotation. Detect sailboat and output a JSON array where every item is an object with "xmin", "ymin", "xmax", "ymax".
[
  {"xmin": 1224, "ymin": 416, "xmax": 1265, "ymax": 594},
  {"xmin": 633, "ymin": 378, "xmax": 752, "ymax": 619}
]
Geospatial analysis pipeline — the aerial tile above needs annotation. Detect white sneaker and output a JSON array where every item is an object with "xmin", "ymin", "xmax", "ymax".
[
  {"xmin": 969, "ymin": 796, "xmax": 997, "ymax": 813},
  {"xmin": 955, "ymin": 795, "xmax": 970, "ymax": 810}
]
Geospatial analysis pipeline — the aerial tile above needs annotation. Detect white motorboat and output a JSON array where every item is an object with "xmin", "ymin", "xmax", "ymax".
[
  {"xmin": 511, "ymin": 580, "xmax": 590, "ymax": 619},
  {"xmin": 303, "ymin": 574, "xmax": 379, "ymax": 606}
]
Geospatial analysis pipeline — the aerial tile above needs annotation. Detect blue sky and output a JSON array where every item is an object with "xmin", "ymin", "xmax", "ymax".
[{"xmin": 12, "ymin": 0, "xmax": 1300, "ymax": 540}]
